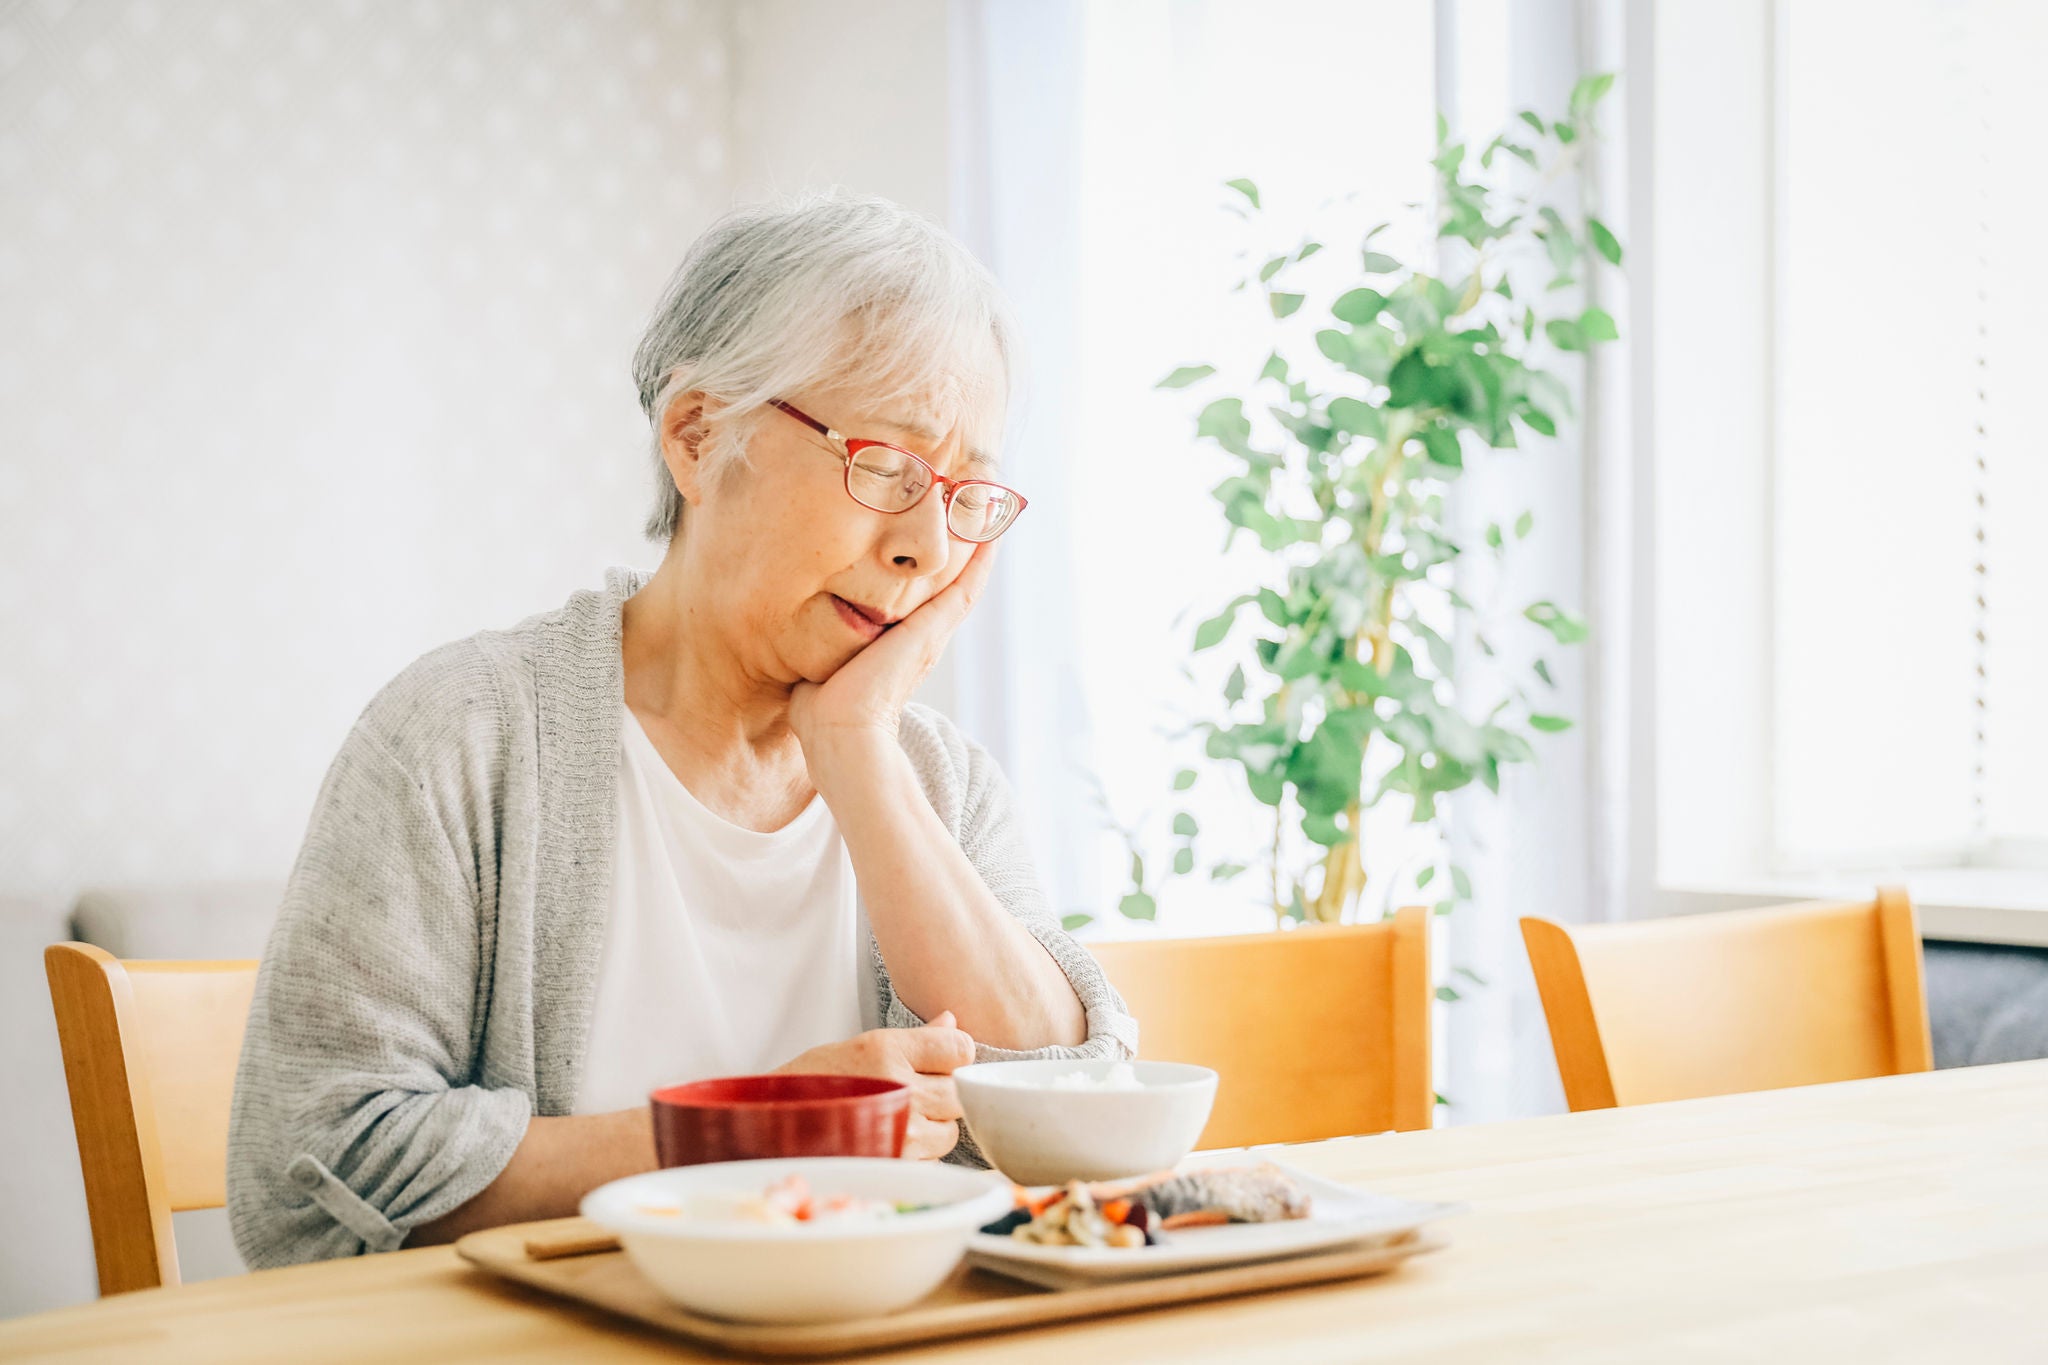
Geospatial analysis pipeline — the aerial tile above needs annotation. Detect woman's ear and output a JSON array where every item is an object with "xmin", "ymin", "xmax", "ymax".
[{"xmin": 657, "ymin": 389, "xmax": 720, "ymax": 507}]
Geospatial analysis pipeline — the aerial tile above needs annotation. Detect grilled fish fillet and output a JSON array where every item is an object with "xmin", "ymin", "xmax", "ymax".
[{"xmin": 1092, "ymin": 1163, "xmax": 1312, "ymax": 1229}]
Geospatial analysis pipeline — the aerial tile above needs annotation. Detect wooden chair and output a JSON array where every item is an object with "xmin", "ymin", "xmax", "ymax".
[
  {"xmin": 1086, "ymin": 905, "xmax": 1431, "ymax": 1148},
  {"xmin": 44, "ymin": 943, "xmax": 259, "ymax": 1295},
  {"xmin": 1520, "ymin": 888, "xmax": 1933, "ymax": 1112}
]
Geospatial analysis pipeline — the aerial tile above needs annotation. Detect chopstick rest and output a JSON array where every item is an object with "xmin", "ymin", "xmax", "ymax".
[{"xmin": 523, "ymin": 1221, "xmax": 622, "ymax": 1261}]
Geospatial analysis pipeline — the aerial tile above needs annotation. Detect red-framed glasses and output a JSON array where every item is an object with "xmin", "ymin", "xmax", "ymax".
[{"xmin": 767, "ymin": 399, "xmax": 1027, "ymax": 543}]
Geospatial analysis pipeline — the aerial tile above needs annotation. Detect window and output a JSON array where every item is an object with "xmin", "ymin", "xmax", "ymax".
[{"xmin": 1772, "ymin": 0, "xmax": 2048, "ymax": 871}]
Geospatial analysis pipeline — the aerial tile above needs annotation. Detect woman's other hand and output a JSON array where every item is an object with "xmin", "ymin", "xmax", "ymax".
[{"xmin": 775, "ymin": 1010, "xmax": 976, "ymax": 1161}]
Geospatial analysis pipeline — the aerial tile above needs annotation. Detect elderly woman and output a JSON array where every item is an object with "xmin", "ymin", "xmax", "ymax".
[{"xmin": 226, "ymin": 193, "xmax": 1136, "ymax": 1268}]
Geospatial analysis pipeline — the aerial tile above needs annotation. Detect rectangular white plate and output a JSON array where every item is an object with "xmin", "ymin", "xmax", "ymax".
[{"xmin": 964, "ymin": 1149, "xmax": 1460, "ymax": 1287}]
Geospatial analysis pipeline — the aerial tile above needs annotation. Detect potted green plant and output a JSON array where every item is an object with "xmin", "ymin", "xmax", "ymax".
[{"xmin": 1073, "ymin": 74, "xmax": 1622, "ymax": 935}]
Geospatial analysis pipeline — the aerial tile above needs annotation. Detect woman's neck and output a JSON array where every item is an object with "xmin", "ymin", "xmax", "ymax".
[{"xmin": 618, "ymin": 555, "xmax": 816, "ymax": 832}]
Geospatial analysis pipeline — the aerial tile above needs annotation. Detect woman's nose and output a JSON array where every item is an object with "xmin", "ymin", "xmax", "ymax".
[{"xmin": 886, "ymin": 484, "xmax": 955, "ymax": 574}]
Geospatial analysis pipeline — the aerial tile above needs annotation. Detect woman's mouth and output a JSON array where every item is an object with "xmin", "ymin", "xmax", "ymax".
[{"xmin": 830, "ymin": 594, "xmax": 889, "ymax": 641}]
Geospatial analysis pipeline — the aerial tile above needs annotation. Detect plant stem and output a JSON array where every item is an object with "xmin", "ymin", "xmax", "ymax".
[{"xmin": 1305, "ymin": 415, "xmax": 1413, "ymax": 924}]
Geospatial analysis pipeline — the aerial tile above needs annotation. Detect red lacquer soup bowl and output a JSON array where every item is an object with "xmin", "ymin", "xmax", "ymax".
[{"xmin": 649, "ymin": 1074, "xmax": 911, "ymax": 1168}]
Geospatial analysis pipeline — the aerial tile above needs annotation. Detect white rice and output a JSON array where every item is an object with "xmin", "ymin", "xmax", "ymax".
[{"xmin": 1041, "ymin": 1062, "xmax": 1144, "ymax": 1092}]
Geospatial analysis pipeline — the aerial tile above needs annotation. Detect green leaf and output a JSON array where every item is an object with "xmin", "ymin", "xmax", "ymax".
[
  {"xmin": 1554, "ymin": 120, "xmax": 1578, "ymax": 145},
  {"xmin": 1224, "ymin": 664, "xmax": 1246, "ymax": 704},
  {"xmin": 1258, "ymin": 254, "xmax": 1288, "ymax": 283},
  {"xmin": 1316, "ymin": 326, "xmax": 1398, "ymax": 384},
  {"xmin": 1587, "ymin": 216, "xmax": 1623, "ymax": 265},
  {"xmin": 1210, "ymin": 861, "xmax": 1248, "ymax": 882},
  {"xmin": 1129, "ymin": 851, "xmax": 1145, "ymax": 885},
  {"xmin": 1256, "ymin": 587, "xmax": 1289, "ymax": 626},
  {"xmin": 1296, "ymin": 241, "xmax": 1323, "ymax": 261},
  {"xmin": 1361, "ymin": 250, "xmax": 1403, "ymax": 274},
  {"xmin": 1451, "ymin": 865, "xmax": 1473, "ymax": 899},
  {"xmin": 1196, "ymin": 397, "xmax": 1256, "ymax": 457},
  {"xmin": 1580, "ymin": 306, "xmax": 1619, "ymax": 342},
  {"xmin": 1485, "ymin": 523, "xmax": 1503, "ymax": 550},
  {"xmin": 1118, "ymin": 891, "xmax": 1158, "ymax": 922},
  {"xmin": 1224, "ymin": 177, "xmax": 1261, "ymax": 209},
  {"xmin": 1259, "ymin": 351, "xmax": 1289, "ymax": 384},
  {"xmin": 1520, "ymin": 406, "xmax": 1556, "ymax": 437},
  {"xmin": 1529, "ymin": 713, "xmax": 1574, "ymax": 732},
  {"xmin": 1435, "ymin": 985, "xmax": 1462, "ymax": 1002},
  {"xmin": 1434, "ymin": 899, "xmax": 1457, "ymax": 916},
  {"xmin": 1326, "ymin": 396, "xmax": 1384, "ymax": 438},
  {"xmin": 1454, "ymin": 965, "xmax": 1489, "ymax": 986},
  {"xmin": 1157, "ymin": 364, "xmax": 1216, "ymax": 389},
  {"xmin": 1518, "ymin": 110, "xmax": 1547, "ymax": 135},
  {"xmin": 1569, "ymin": 71, "xmax": 1616, "ymax": 119},
  {"xmin": 1172, "ymin": 812, "xmax": 1199, "ymax": 838},
  {"xmin": 1544, "ymin": 318, "xmax": 1587, "ymax": 352},
  {"xmin": 1269, "ymin": 291, "xmax": 1306, "ymax": 319},
  {"xmin": 1061, "ymin": 913, "xmax": 1094, "ymax": 931},
  {"xmin": 1332, "ymin": 288, "xmax": 1388, "ymax": 325},
  {"xmin": 1416, "ymin": 865, "xmax": 1436, "ymax": 888},
  {"xmin": 1194, "ymin": 595, "xmax": 1252, "ymax": 651},
  {"xmin": 1524, "ymin": 600, "xmax": 1590, "ymax": 644},
  {"xmin": 1533, "ymin": 657, "xmax": 1555, "ymax": 687},
  {"xmin": 1515, "ymin": 510, "xmax": 1534, "ymax": 538},
  {"xmin": 1302, "ymin": 809, "xmax": 1346, "ymax": 846},
  {"xmin": 1173, "ymin": 847, "xmax": 1195, "ymax": 876},
  {"xmin": 1173, "ymin": 768, "xmax": 1198, "ymax": 792},
  {"xmin": 1419, "ymin": 424, "xmax": 1463, "ymax": 468}
]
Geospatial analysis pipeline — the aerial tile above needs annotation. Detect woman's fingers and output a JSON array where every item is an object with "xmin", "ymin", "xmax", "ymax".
[
  {"xmin": 904, "ymin": 1113, "xmax": 962, "ymax": 1162},
  {"xmin": 891, "ymin": 1017, "xmax": 976, "ymax": 1074},
  {"xmin": 910, "ymin": 1073, "xmax": 964, "ymax": 1124}
]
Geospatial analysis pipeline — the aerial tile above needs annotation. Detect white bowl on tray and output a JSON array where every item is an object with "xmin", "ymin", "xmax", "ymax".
[
  {"xmin": 952, "ymin": 1058, "xmax": 1219, "ymax": 1186},
  {"xmin": 580, "ymin": 1157, "xmax": 1013, "ymax": 1325}
]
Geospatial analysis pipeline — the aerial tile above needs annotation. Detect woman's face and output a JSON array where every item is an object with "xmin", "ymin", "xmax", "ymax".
[{"xmin": 665, "ymin": 377, "xmax": 1006, "ymax": 686}]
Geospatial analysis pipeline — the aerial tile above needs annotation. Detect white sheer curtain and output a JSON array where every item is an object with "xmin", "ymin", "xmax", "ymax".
[
  {"xmin": 953, "ymin": 0, "xmax": 1629, "ymax": 1123},
  {"xmin": 953, "ymin": 0, "xmax": 1441, "ymax": 934}
]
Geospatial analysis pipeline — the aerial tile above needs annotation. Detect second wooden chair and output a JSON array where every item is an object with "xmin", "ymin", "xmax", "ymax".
[
  {"xmin": 1521, "ymin": 888, "xmax": 1933, "ymax": 1112},
  {"xmin": 1087, "ymin": 905, "xmax": 1432, "ymax": 1149}
]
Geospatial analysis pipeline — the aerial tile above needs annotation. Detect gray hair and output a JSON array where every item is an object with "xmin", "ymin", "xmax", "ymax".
[{"xmin": 630, "ymin": 191, "xmax": 1019, "ymax": 542}]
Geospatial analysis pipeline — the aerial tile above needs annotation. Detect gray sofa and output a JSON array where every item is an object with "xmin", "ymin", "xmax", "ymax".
[{"xmin": 3, "ymin": 888, "xmax": 2045, "ymax": 1321}]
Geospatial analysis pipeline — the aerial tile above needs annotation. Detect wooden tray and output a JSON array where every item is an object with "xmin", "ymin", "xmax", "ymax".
[{"xmin": 457, "ymin": 1216, "xmax": 1443, "ymax": 1359}]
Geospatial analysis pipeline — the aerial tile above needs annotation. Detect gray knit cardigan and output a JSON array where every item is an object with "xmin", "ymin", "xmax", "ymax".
[{"xmin": 226, "ymin": 566, "xmax": 1137, "ymax": 1269}]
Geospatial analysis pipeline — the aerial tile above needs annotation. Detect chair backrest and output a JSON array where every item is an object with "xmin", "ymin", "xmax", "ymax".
[
  {"xmin": 1086, "ymin": 905, "xmax": 1431, "ymax": 1148},
  {"xmin": 1520, "ymin": 887, "xmax": 1933, "ymax": 1112},
  {"xmin": 44, "ymin": 942, "xmax": 258, "ymax": 1295}
]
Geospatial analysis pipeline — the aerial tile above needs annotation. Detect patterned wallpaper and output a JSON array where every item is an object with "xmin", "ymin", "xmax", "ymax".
[{"xmin": 0, "ymin": 0, "xmax": 737, "ymax": 903}]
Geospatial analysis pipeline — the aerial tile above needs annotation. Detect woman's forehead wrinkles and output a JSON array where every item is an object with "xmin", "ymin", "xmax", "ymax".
[{"xmin": 872, "ymin": 412, "xmax": 1000, "ymax": 472}]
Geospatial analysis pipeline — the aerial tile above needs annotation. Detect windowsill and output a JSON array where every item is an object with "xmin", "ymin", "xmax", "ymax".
[{"xmin": 1650, "ymin": 869, "xmax": 2048, "ymax": 950}]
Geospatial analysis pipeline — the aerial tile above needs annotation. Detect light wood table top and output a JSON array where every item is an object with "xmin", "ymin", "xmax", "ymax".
[{"xmin": 7, "ymin": 1060, "xmax": 2045, "ymax": 1363}]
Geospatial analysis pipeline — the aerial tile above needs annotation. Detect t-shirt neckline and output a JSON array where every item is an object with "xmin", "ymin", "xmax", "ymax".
[{"xmin": 621, "ymin": 705, "xmax": 831, "ymax": 846}]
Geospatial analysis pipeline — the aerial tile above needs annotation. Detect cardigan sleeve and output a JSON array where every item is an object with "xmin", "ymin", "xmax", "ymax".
[
  {"xmin": 877, "ymin": 721, "xmax": 1139, "ymax": 1065},
  {"xmin": 226, "ymin": 714, "xmax": 530, "ymax": 1268}
]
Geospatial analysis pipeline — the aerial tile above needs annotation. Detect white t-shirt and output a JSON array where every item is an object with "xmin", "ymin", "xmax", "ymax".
[{"xmin": 572, "ymin": 708, "xmax": 865, "ymax": 1115}]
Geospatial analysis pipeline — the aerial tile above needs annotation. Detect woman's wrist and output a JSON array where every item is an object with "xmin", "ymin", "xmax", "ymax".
[{"xmin": 801, "ymin": 723, "xmax": 908, "ymax": 795}]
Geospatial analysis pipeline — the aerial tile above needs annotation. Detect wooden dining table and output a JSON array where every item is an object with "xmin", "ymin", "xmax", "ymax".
[{"xmin": 5, "ymin": 1059, "xmax": 2044, "ymax": 1362}]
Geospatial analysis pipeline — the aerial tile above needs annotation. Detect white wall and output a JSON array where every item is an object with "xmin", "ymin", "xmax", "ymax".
[
  {"xmin": 0, "ymin": 0, "xmax": 740, "ymax": 911},
  {"xmin": 0, "ymin": 0, "xmax": 741, "ymax": 1319}
]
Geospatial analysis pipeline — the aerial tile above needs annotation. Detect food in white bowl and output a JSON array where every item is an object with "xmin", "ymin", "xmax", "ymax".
[
  {"xmin": 1043, "ymin": 1061, "xmax": 1144, "ymax": 1092},
  {"xmin": 580, "ymin": 1157, "xmax": 1012, "ymax": 1325},
  {"xmin": 952, "ymin": 1058, "xmax": 1219, "ymax": 1186}
]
